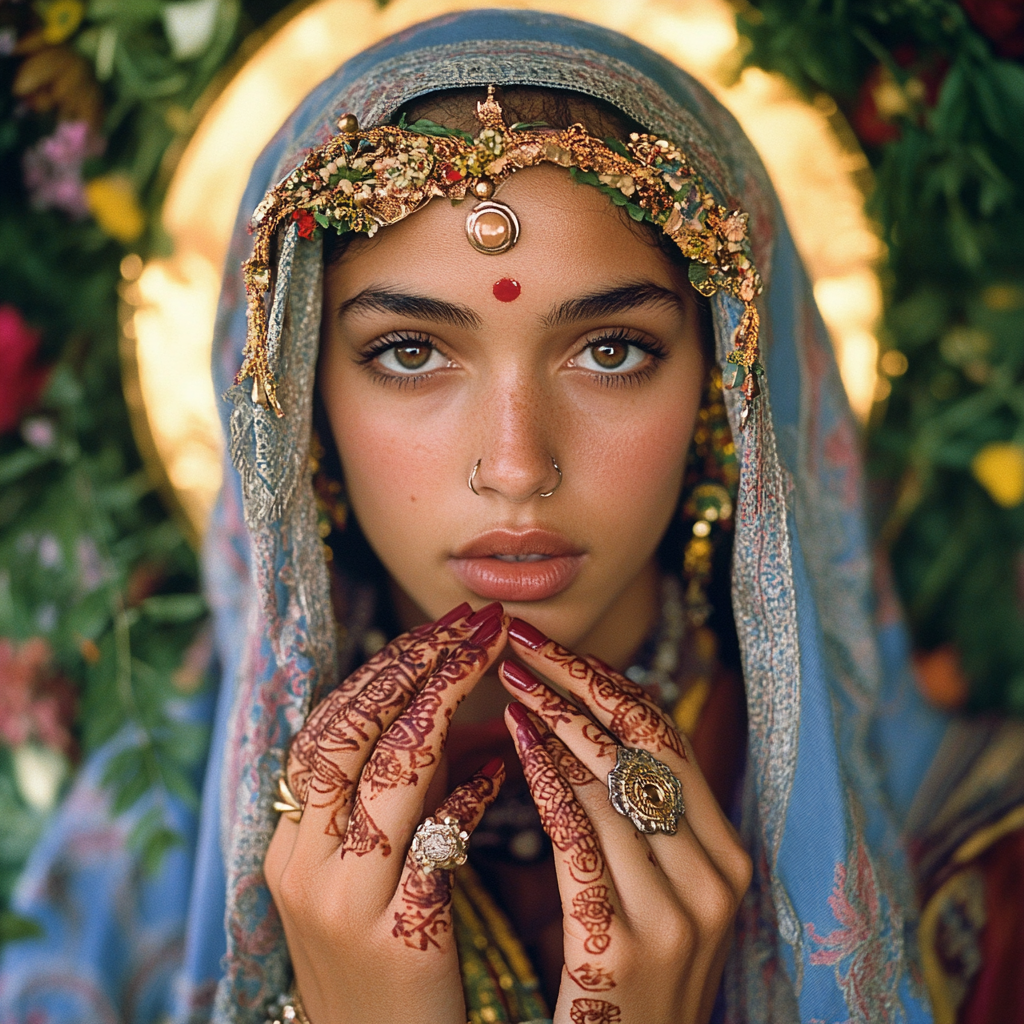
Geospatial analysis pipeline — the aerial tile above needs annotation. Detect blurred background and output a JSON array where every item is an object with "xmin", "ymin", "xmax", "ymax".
[{"xmin": 0, "ymin": 0, "xmax": 1022, "ymax": 953}]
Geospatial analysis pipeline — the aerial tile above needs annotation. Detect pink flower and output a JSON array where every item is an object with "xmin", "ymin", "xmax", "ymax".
[
  {"xmin": 22, "ymin": 120, "xmax": 102, "ymax": 218},
  {"xmin": 0, "ymin": 305, "xmax": 49, "ymax": 434},
  {"xmin": 0, "ymin": 637, "xmax": 77, "ymax": 756}
]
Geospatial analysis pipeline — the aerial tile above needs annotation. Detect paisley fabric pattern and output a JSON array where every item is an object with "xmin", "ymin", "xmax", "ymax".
[{"xmin": 7, "ymin": 9, "xmax": 1019, "ymax": 1024}]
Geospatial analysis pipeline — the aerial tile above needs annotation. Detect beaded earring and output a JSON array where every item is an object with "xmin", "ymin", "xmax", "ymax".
[
  {"xmin": 680, "ymin": 367, "xmax": 738, "ymax": 629},
  {"xmin": 309, "ymin": 431, "xmax": 347, "ymax": 561}
]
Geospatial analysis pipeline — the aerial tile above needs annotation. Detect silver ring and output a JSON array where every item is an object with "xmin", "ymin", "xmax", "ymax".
[
  {"xmin": 411, "ymin": 816, "xmax": 469, "ymax": 874},
  {"xmin": 539, "ymin": 457, "xmax": 562, "ymax": 498},
  {"xmin": 607, "ymin": 747, "xmax": 684, "ymax": 835},
  {"xmin": 468, "ymin": 458, "xmax": 482, "ymax": 495}
]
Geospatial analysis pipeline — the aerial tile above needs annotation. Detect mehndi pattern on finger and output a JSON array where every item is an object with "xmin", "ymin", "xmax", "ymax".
[
  {"xmin": 571, "ymin": 884, "xmax": 615, "ymax": 955},
  {"xmin": 569, "ymin": 997, "xmax": 622, "ymax": 1024},
  {"xmin": 567, "ymin": 963, "xmax": 616, "ymax": 993}
]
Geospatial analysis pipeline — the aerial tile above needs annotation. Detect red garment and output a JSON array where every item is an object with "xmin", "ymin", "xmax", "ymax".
[{"xmin": 963, "ymin": 827, "xmax": 1024, "ymax": 1024}]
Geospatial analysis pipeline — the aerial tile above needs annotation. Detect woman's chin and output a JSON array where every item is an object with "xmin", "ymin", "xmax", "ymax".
[{"xmin": 447, "ymin": 554, "xmax": 585, "ymax": 602}]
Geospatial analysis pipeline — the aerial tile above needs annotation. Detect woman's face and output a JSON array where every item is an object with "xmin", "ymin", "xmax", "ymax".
[{"xmin": 320, "ymin": 165, "xmax": 705, "ymax": 653}]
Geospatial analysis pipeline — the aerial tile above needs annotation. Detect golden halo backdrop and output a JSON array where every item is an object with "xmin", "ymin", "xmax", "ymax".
[{"xmin": 122, "ymin": 0, "xmax": 883, "ymax": 544}]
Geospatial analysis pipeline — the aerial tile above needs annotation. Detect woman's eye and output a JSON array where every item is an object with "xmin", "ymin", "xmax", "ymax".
[
  {"xmin": 576, "ymin": 337, "xmax": 647, "ymax": 373},
  {"xmin": 375, "ymin": 341, "xmax": 449, "ymax": 375}
]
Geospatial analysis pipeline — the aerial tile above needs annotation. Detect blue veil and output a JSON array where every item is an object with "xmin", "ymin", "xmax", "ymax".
[{"xmin": 4, "ymin": 10, "xmax": 977, "ymax": 1024}]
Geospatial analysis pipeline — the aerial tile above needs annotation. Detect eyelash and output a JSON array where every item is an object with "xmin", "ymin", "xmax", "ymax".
[{"xmin": 357, "ymin": 330, "xmax": 668, "ymax": 388}]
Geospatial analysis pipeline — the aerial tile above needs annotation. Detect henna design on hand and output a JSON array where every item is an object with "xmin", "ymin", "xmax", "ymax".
[
  {"xmin": 543, "ymin": 732, "xmax": 597, "ymax": 788},
  {"xmin": 546, "ymin": 646, "xmax": 686, "ymax": 760},
  {"xmin": 391, "ymin": 860, "xmax": 453, "ymax": 951},
  {"xmin": 580, "ymin": 721, "xmax": 619, "ymax": 764},
  {"xmin": 521, "ymin": 742, "xmax": 604, "ymax": 883},
  {"xmin": 567, "ymin": 963, "xmax": 616, "ymax": 992},
  {"xmin": 569, "ymin": 998, "xmax": 622, "ymax": 1024},
  {"xmin": 571, "ymin": 884, "xmax": 614, "ymax": 955},
  {"xmin": 391, "ymin": 764, "xmax": 504, "ymax": 951},
  {"xmin": 341, "ymin": 794, "xmax": 390, "ymax": 857}
]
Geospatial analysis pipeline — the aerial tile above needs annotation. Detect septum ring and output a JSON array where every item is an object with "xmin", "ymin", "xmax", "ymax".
[{"xmin": 468, "ymin": 457, "xmax": 562, "ymax": 498}]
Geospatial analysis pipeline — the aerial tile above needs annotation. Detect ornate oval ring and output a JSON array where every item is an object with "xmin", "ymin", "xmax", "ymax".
[
  {"xmin": 411, "ymin": 816, "xmax": 470, "ymax": 874},
  {"xmin": 539, "ymin": 456, "xmax": 562, "ymax": 498},
  {"xmin": 607, "ymin": 747, "xmax": 684, "ymax": 835},
  {"xmin": 466, "ymin": 199, "xmax": 520, "ymax": 254}
]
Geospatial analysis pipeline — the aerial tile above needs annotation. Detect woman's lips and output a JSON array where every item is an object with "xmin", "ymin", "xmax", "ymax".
[{"xmin": 449, "ymin": 529, "xmax": 585, "ymax": 602}]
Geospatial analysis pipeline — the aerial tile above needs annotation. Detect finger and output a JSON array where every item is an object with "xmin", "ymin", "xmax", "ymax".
[
  {"xmin": 287, "ymin": 601, "xmax": 473, "ymax": 801},
  {"xmin": 389, "ymin": 759, "xmax": 505, "ymax": 953},
  {"xmin": 293, "ymin": 605, "xmax": 492, "ymax": 859},
  {"xmin": 506, "ymin": 625, "xmax": 749, "ymax": 896},
  {"xmin": 506, "ymin": 702, "xmax": 625, "ymax": 971},
  {"xmin": 342, "ymin": 611, "xmax": 507, "ymax": 872}
]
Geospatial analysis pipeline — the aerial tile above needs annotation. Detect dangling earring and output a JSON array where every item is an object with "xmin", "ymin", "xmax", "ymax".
[
  {"xmin": 680, "ymin": 366, "xmax": 739, "ymax": 630},
  {"xmin": 672, "ymin": 367, "xmax": 739, "ymax": 736},
  {"xmin": 310, "ymin": 431, "xmax": 347, "ymax": 561}
]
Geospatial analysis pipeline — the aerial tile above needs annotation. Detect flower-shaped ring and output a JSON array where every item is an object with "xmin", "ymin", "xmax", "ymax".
[
  {"xmin": 410, "ymin": 816, "xmax": 470, "ymax": 874},
  {"xmin": 607, "ymin": 747, "xmax": 684, "ymax": 834}
]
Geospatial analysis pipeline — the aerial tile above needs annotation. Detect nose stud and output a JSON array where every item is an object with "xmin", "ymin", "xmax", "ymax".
[{"xmin": 468, "ymin": 457, "xmax": 562, "ymax": 498}]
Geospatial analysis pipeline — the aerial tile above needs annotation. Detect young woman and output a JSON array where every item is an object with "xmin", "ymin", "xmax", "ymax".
[
  {"xmin": 6, "ymin": 10, "xmax": 1022, "ymax": 1024},
  {"xmin": 213, "ymin": 11, "xmax": 946, "ymax": 1023}
]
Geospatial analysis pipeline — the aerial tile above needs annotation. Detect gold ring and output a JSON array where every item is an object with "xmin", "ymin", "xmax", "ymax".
[
  {"xmin": 273, "ymin": 775, "xmax": 303, "ymax": 822},
  {"xmin": 539, "ymin": 456, "xmax": 562, "ymax": 498},
  {"xmin": 607, "ymin": 747, "xmax": 684, "ymax": 834}
]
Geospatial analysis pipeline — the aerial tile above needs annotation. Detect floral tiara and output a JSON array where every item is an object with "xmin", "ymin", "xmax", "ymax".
[{"xmin": 239, "ymin": 86, "xmax": 763, "ymax": 418}]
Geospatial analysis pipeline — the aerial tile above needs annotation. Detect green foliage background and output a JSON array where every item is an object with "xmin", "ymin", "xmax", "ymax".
[{"xmin": 1, "ymin": 0, "xmax": 1021, "ymax": 946}]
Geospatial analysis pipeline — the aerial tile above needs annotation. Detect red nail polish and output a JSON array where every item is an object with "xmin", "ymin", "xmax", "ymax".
[
  {"xmin": 480, "ymin": 756, "xmax": 504, "ymax": 778},
  {"xmin": 469, "ymin": 614, "xmax": 502, "ymax": 647},
  {"xmin": 502, "ymin": 660, "xmax": 539, "ymax": 693},
  {"xmin": 507, "ymin": 702, "xmax": 541, "ymax": 748},
  {"xmin": 436, "ymin": 602, "xmax": 472, "ymax": 628},
  {"xmin": 467, "ymin": 601, "xmax": 503, "ymax": 627},
  {"xmin": 508, "ymin": 618, "xmax": 548, "ymax": 650}
]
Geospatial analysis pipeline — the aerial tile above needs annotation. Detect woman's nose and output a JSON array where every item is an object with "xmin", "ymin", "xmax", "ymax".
[{"xmin": 468, "ymin": 388, "xmax": 561, "ymax": 503}]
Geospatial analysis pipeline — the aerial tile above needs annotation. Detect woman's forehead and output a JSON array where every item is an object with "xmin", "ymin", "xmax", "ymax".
[{"xmin": 328, "ymin": 165, "xmax": 684, "ymax": 304}]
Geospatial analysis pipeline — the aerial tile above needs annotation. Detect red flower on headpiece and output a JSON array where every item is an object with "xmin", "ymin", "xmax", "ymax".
[
  {"xmin": 0, "ymin": 305, "xmax": 49, "ymax": 435},
  {"xmin": 292, "ymin": 208, "xmax": 317, "ymax": 239},
  {"xmin": 440, "ymin": 162, "xmax": 464, "ymax": 182}
]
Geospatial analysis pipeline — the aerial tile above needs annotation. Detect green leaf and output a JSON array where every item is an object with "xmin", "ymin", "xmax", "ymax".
[
  {"xmin": 0, "ymin": 911, "xmax": 43, "ymax": 946},
  {"xmin": 603, "ymin": 136, "xmax": 631, "ymax": 158},
  {"xmin": 140, "ymin": 594, "xmax": 207, "ymax": 622}
]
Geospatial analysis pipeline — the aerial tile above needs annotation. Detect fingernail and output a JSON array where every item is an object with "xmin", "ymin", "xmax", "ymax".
[
  {"xmin": 467, "ymin": 601, "xmax": 503, "ymax": 628},
  {"xmin": 469, "ymin": 613, "xmax": 503, "ymax": 647},
  {"xmin": 507, "ymin": 702, "xmax": 540, "ymax": 749},
  {"xmin": 508, "ymin": 618, "xmax": 548, "ymax": 650},
  {"xmin": 480, "ymin": 756, "xmax": 504, "ymax": 778},
  {"xmin": 501, "ymin": 660, "xmax": 539, "ymax": 693},
  {"xmin": 436, "ymin": 601, "xmax": 472, "ymax": 628}
]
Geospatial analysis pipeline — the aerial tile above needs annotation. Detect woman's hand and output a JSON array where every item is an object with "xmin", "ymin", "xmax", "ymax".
[
  {"xmin": 264, "ymin": 602, "xmax": 508, "ymax": 1024},
  {"xmin": 501, "ymin": 619, "xmax": 752, "ymax": 1024}
]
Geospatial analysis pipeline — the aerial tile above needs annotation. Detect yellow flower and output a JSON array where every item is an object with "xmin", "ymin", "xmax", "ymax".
[
  {"xmin": 971, "ymin": 442, "xmax": 1024, "ymax": 508},
  {"xmin": 85, "ymin": 175, "xmax": 146, "ymax": 243},
  {"xmin": 40, "ymin": 0, "xmax": 85, "ymax": 44}
]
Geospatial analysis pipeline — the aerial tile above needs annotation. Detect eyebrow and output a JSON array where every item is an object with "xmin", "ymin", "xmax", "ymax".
[
  {"xmin": 541, "ymin": 282, "xmax": 689, "ymax": 328},
  {"xmin": 338, "ymin": 288, "xmax": 482, "ymax": 330}
]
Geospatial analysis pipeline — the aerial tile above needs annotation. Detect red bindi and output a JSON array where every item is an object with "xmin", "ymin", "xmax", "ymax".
[{"xmin": 493, "ymin": 278, "xmax": 521, "ymax": 302}]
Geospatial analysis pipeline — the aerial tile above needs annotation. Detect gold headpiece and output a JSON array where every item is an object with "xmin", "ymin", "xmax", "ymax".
[{"xmin": 239, "ymin": 86, "xmax": 763, "ymax": 417}]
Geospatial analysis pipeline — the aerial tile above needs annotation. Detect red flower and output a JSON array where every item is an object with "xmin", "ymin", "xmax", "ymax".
[
  {"xmin": 961, "ymin": 0, "xmax": 1024, "ymax": 60},
  {"xmin": 440, "ymin": 163, "xmax": 463, "ymax": 182},
  {"xmin": 0, "ymin": 637, "xmax": 77, "ymax": 757},
  {"xmin": 0, "ymin": 305, "xmax": 49, "ymax": 434},
  {"xmin": 291, "ymin": 208, "xmax": 317, "ymax": 239}
]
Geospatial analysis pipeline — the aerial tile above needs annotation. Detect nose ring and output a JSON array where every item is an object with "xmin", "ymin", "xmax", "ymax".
[
  {"xmin": 467, "ymin": 457, "xmax": 563, "ymax": 498},
  {"xmin": 539, "ymin": 457, "xmax": 562, "ymax": 498}
]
